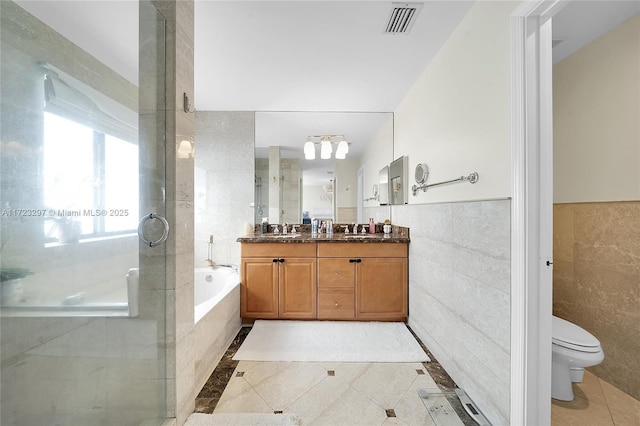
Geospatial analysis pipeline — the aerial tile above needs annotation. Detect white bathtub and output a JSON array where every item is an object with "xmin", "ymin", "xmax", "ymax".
[{"xmin": 194, "ymin": 266, "xmax": 240, "ymax": 324}]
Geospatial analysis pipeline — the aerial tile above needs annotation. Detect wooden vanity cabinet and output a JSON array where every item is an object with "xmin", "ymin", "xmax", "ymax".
[
  {"xmin": 240, "ymin": 243, "xmax": 316, "ymax": 320},
  {"xmin": 317, "ymin": 243, "xmax": 408, "ymax": 321}
]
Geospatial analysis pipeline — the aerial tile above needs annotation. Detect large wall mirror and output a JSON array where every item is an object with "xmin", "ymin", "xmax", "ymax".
[{"xmin": 254, "ymin": 111, "xmax": 393, "ymax": 225}]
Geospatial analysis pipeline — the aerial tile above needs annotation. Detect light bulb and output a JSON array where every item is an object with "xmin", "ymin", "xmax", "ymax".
[
  {"xmin": 336, "ymin": 140, "xmax": 348, "ymax": 159},
  {"xmin": 320, "ymin": 138, "xmax": 332, "ymax": 159},
  {"xmin": 304, "ymin": 140, "xmax": 315, "ymax": 160}
]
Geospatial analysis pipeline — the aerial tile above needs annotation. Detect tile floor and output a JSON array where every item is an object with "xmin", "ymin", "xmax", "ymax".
[
  {"xmin": 551, "ymin": 370, "xmax": 640, "ymax": 426},
  {"xmin": 196, "ymin": 325, "xmax": 477, "ymax": 426},
  {"xmin": 197, "ymin": 325, "xmax": 640, "ymax": 425}
]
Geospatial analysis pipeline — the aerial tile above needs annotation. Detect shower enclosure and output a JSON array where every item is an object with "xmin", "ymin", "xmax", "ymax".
[{"xmin": 1, "ymin": 1, "xmax": 169, "ymax": 424}]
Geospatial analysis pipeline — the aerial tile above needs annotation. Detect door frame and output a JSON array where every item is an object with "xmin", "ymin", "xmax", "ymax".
[{"xmin": 510, "ymin": 1, "xmax": 567, "ymax": 424}]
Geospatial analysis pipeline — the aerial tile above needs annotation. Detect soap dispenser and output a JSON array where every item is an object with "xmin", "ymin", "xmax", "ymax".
[{"xmin": 369, "ymin": 217, "xmax": 375, "ymax": 234}]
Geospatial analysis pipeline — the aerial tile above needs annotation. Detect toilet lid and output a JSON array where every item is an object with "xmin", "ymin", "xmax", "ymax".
[{"xmin": 552, "ymin": 316, "xmax": 601, "ymax": 352}]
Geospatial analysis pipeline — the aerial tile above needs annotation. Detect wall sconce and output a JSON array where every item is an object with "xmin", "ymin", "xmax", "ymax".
[
  {"xmin": 304, "ymin": 135, "xmax": 348, "ymax": 160},
  {"xmin": 177, "ymin": 138, "xmax": 194, "ymax": 158}
]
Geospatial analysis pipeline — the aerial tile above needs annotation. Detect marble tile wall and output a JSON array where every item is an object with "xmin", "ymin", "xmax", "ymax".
[
  {"xmin": 392, "ymin": 199, "xmax": 511, "ymax": 425},
  {"xmin": 553, "ymin": 201, "xmax": 640, "ymax": 400},
  {"xmin": 193, "ymin": 285, "xmax": 241, "ymax": 396},
  {"xmin": 194, "ymin": 111, "xmax": 255, "ymax": 268},
  {"xmin": 164, "ymin": 0, "xmax": 199, "ymax": 423}
]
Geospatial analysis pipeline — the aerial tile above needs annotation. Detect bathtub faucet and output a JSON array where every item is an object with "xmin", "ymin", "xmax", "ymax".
[{"xmin": 207, "ymin": 235, "xmax": 217, "ymax": 268}]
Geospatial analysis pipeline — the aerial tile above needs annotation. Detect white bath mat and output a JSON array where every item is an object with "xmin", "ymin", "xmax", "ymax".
[
  {"xmin": 233, "ymin": 320, "xmax": 429, "ymax": 363},
  {"xmin": 185, "ymin": 413, "xmax": 301, "ymax": 426}
]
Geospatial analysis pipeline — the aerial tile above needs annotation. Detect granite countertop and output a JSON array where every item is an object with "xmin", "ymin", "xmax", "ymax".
[
  {"xmin": 237, "ymin": 232, "xmax": 409, "ymax": 243},
  {"xmin": 237, "ymin": 224, "xmax": 410, "ymax": 243}
]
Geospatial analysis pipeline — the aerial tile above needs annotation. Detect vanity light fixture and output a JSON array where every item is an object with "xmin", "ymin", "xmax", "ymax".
[{"xmin": 303, "ymin": 135, "xmax": 348, "ymax": 160}]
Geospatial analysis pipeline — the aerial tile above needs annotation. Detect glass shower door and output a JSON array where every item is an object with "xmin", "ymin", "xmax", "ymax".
[{"xmin": 0, "ymin": 1, "xmax": 168, "ymax": 424}]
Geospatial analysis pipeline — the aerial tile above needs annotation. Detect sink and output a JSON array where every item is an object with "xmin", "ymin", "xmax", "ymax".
[
  {"xmin": 344, "ymin": 234, "xmax": 380, "ymax": 239},
  {"xmin": 264, "ymin": 234, "xmax": 301, "ymax": 238}
]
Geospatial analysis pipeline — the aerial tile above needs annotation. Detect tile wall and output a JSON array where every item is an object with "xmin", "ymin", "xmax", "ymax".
[
  {"xmin": 392, "ymin": 199, "xmax": 511, "ymax": 425},
  {"xmin": 194, "ymin": 111, "xmax": 255, "ymax": 268},
  {"xmin": 553, "ymin": 201, "xmax": 640, "ymax": 400}
]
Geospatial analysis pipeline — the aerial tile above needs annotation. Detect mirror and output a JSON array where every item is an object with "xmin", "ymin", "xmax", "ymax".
[
  {"xmin": 254, "ymin": 111, "xmax": 393, "ymax": 225},
  {"xmin": 389, "ymin": 155, "xmax": 409, "ymax": 205}
]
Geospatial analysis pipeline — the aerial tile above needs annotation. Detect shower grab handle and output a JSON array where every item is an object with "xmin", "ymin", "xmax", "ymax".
[{"xmin": 138, "ymin": 213, "xmax": 170, "ymax": 247}]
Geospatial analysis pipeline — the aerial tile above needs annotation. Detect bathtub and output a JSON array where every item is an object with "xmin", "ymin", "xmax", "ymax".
[{"xmin": 194, "ymin": 266, "xmax": 240, "ymax": 323}]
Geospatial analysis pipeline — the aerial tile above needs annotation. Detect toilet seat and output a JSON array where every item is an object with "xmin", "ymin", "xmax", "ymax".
[{"xmin": 552, "ymin": 316, "xmax": 601, "ymax": 353}]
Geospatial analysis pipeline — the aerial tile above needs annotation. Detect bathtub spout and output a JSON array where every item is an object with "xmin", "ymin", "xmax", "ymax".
[{"xmin": 207, "ymin": 235, "xmax": 216, "ymax": 268}]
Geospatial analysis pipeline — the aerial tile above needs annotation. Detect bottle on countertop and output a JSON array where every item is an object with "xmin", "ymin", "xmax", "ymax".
[
  {"xmin": 260, "ymin": 217, "xmax": 269, "ymax": 234},
  {"xmin": 369, "ymin": 217, "xmax": 375, "ymax": 234}
]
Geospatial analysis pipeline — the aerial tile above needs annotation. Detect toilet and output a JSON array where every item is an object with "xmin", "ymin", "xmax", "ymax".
[{"xmin": 552, "ymin": 315, "xmax": 604, "ymax": 401}]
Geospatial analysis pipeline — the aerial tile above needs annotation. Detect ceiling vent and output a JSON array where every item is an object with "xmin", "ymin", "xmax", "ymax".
[{"xmin": 384, "ymin": 2, "xmax": 423, "ymax": 34}]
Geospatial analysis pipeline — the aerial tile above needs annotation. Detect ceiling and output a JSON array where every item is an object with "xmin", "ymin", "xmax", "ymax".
[
  {"xmin": 194, "ymin": 1, "xmax": 474, "ymax": 112},
  {"xmin": 13, "ymin": 0, "xmax": 640, "ymax": 183},
  {"xmin": 552, "ymin": 0, "xmax": 640, "ymax": 64}
]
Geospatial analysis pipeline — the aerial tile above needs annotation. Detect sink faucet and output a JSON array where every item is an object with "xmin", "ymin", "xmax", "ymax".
[
  {"xmin": 291, "ymin": 225, "xmax": 297, "ymax": 235},
  {"xmin": 282, "ymin": 223, "xmax": 288, "ymax": 234}
]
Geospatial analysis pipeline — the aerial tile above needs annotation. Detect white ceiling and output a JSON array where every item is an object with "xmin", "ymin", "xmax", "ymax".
[
  {"xmin": 552, "ymin": 0, "xmax": 640, "ymax": 64},
  {"xmin": 194, "ymin": 1, "xmax": 474, "ymax": 112},
  {"xmin": 13, "ymin": 0, "xmax": 640, "ymax": 184}
]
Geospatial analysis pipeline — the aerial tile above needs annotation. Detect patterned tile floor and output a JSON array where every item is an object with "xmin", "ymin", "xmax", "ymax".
[
  {"xmin": 195, "ymin": 325, "xmax": 477, "ymax": 425},
  {"xmin": 196, "ymin": 326, "xmax": 640, "ymax": 425},
  {"xmin": 551, "ymin": 370, "xmax": 640, "ymax": 426}
]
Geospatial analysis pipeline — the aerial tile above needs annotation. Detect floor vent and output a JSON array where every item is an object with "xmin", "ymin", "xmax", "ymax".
[{"xmin": 385, "ymin": 2, "xmax": 423, "ymax": 34}]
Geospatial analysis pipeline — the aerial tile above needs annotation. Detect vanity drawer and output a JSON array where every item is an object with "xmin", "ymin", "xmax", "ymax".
[
  {"xmin": 241, "ymin": 242, "xmax": 316, "ymax": 258},
  {"xmin": 318, "ymin": 289, "xmax": 355, "ymax": 320},
  {"xmin": 317, "ymin": 242, "xmax": 407, "ymax": 258},
  {"xmin": 318, "ymin": 258, "xmax": 355, "ymax": 288}
]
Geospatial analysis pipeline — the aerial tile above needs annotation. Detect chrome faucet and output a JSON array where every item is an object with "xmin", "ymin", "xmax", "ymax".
[{"xmin": 207, "ymin": 235, "xmax": 217, "ymax": 268}]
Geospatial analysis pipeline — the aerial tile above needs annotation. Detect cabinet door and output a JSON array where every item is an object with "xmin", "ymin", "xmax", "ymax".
[
  {"xmin": 356, "ymin": 257, "xmax": 407, "ymax": 320},
  {"xmin": 278, "ymin": 258, "xmax": 317, "ymax": 319},
  {"xmin": 241, "ymin": 258, "xmax": 278, "ymax": 319}
]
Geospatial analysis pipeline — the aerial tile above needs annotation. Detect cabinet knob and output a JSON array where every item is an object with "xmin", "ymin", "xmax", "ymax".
[{"xmin": 334, "ymin": 302, "xmax": 339, "ymax": 307}]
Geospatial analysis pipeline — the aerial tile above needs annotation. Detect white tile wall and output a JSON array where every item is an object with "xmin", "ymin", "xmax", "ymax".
[
  {"xmin": 195, "ymin": 111, "xmax": 255, "ymax": 267},
  {"xmin": 393, "ymin": 199, "xmax": 511, "ymax": 425}
]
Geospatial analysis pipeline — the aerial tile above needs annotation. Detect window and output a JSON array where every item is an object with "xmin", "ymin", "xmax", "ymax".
[{"xmin": 44, "ymin": 112, "xmax": 139, "ymax": 242}]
